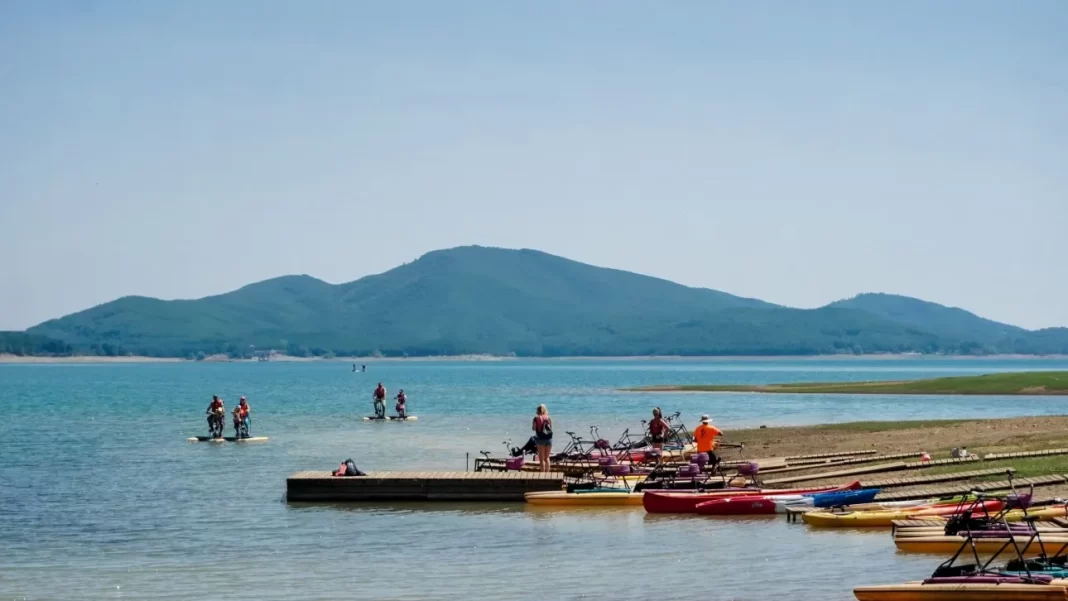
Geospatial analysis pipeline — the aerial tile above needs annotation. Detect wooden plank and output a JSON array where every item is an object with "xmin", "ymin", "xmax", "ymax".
[
  {"xmin": 874, "ymin": 474, "xmax": 1068, "ymax": 502},
  {"xmin": 785, "ymin": 449, "xmax": 879, "ymax": 461},
  {"xmin": 860, "ymin": 468, "xmax": 1014, "ymax": 489},
  {"xmin": 986, "ymin": 449, "xmax": 1068, "ymax": 460},
  {"xmin": 286, "ymin": 470, "xmax": 566, "ymax": 502}
]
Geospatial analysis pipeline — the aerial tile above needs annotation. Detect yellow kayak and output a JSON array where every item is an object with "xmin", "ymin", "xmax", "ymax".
[
  {"xmin": 807, "ymin": 503, "xmax": 1068, "ymax": 528},
  {"xmin": 524, "ymin": 490, "xmax": 644, "ymax": 506},
  {"xmin": 894, "ymin": 536, "xmax": 1068, "ymax": 555}
]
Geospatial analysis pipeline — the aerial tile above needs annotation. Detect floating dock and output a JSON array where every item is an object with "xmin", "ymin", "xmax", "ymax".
[{"xmin": 286, "ymin": 471, "xmax": 565, "ymax": 502}]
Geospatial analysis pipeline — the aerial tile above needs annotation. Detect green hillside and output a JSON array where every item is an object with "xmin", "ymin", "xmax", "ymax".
[
  {"xmin": 21, "ymin": 246, "xmax": 1068, "ymax": 358},
  {"xmin": 829, "ymin": 293, "xmax": 1068, "ymax": 355}
]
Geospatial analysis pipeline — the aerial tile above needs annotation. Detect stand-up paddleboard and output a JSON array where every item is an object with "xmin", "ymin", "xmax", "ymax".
[
  {"xmin": 362, "ymin": 416, "xmax": 418, "ymax": 421},
  {"xmin": 187, "ymin": 436, "xmax": 270, "ymax": 443}
]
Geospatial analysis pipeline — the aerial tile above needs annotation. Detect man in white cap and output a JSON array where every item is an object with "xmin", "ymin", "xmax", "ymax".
[{"xmin": 693, "ymin": 414, "xmax": 723, "ymax": 464}]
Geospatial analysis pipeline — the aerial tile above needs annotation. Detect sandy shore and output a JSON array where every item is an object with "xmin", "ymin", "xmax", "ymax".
[
  {"xmin": 0, "ymin": 353, "xmax": 509, "ymax": 364},
  {"xmin": 722, "ymin": 415, "xmax": 1068, "ymax": 459},
  {"xmin": 0, "ymin": 354, "xmax": 182, "ymax": 364}
]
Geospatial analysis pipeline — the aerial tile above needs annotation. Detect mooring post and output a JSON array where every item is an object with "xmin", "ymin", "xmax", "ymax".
[{"xmin": 466, "ymin": 452, "xmax": 469, "ymax": 472}]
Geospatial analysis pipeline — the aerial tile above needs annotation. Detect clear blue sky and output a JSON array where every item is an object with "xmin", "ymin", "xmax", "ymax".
[{"xmin": 2, "ymin": 1, "xmax": 1065, "ymax": 330}]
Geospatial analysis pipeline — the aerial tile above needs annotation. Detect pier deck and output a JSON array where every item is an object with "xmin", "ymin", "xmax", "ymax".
[{"xmin": 286, "ymin": 471, "xmax": 565, "ymax": 502}]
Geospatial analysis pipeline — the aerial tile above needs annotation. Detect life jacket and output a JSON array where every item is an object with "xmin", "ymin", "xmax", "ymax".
[{"xmin": 649, "ymin": 418, "xmax": 667, "ymax": 436}]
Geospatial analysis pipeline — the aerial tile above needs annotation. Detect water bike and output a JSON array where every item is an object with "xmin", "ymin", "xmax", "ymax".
[
  {"xmin": 206, "ymin": 409, "xmax": 225, "ymax": 439},
  {"xmin": 856, "ymin": 486, "xmax": 1068, "ymax": 600}
]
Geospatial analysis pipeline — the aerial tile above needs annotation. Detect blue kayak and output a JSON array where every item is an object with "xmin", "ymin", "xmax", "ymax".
[{"xmin": 810, "ymin": 488, "xmax": 880, "ymax": 508}]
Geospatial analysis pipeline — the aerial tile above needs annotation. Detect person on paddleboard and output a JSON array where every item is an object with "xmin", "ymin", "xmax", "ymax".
[
  {"xmin": 206, "ymin": 395, "xmax": 225, "ymax": 438},
  {"xmin": 648, "ymin": 407, "xmax": 669, "ymax": 451},
  {"xmin": 372, "ymin": 383, "xmax": 386, "ymax": 418},
  {"xmin": 395, "ymin": 389, "xmax": 407, "ymax": 418},
  {"xmin": 693, "ymin": 414, "xmax": 722, "ymax": 468},
  {"xmin": 237, "ymin": 396, "xmax": 251, "ymax": 438}
]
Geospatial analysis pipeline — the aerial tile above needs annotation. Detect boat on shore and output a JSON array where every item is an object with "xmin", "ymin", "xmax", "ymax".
[
  {"xmin": 643, "ymin": 481, "xmax": 862, "ymax": 514},
  {"xmin": 696, "ymin": 488, "xmax": 880, "ymax": 515},
  {"xmin": 524, "ymin": 490, "xmax": 645, "ymax": 506},
  {"xmin": 803, "ymin": 499, "xmax": 1006, "ymax": 528}
]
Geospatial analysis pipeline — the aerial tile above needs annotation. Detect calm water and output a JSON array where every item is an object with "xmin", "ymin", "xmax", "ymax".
[{"xmin": 3, "ymin": 357, "xmax": 1067, "ymax": 601}]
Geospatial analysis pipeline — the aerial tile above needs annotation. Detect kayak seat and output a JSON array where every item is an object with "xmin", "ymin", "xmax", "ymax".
[
  {"xmin": 676, "ymin": 464, "xmax": 701, "ymax": 478},
  {"xmin": 1006, "ymin": 493, "xmax": 1033, "ymax": 510},
  {"xmin": 598, "ymin": 456, "xmax": 618, "ymax": 466},
  {"xmin": 608, "ymin": 465, "xmax": 632, "ymax": 476},
  {"xmin": 505, "ymin": 457, "xmax": 525, "ymax": 470},
  {"xmin": 736, "ymin": 462, "xmax": 759, "ymax": 476},
  {"xmin": 691, "ymin": 453, "xmax": 709, "ymax": 466}
]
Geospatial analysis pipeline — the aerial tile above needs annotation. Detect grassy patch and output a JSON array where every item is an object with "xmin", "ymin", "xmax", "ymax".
[{"xmin": 628, "ymin": 371, "xmax": 1068, "ymax": 395}]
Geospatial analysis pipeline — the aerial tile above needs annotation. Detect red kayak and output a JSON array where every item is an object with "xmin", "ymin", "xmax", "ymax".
[
  {"xmin": 642, "ymin": 481, "xmax": 862, "ymax": 514},
  {"xmin": 695, "ymin": 495, "xmax": 800, "ymax": 515}
]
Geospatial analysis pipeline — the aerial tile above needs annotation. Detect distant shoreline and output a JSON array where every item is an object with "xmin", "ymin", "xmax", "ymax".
[
  {"xmin": 624, "ymin": 371, "xmax": 1068, "ymax": 396},
  {"xmin": 2, "ymin": 352, "xmax": 1066, "ymax": 365}
]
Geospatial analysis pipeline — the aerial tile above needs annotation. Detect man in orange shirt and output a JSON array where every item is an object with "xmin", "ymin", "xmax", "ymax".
[{"xmin": 693, "ymin": 414, "xmax": 722, "ymax": 467}]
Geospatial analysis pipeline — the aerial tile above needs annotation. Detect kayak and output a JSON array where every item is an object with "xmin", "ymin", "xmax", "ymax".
[
  {"xmin": 854, "ymin": 580, "xmax": 1068, "ymax": 601},
  {"xmin": 697, "ymin": 494, "xmax": 806, "ymax": 515},
  {"xmin": 895, "ymin": 535, "xmax": 1068, "ymax": 555},
  {"xmin": 697, "ymin": 488, "xmax": 880, "ymax": 516},
  {"xmin": 803, "ymin": 499, "xmax": 1007, "ymax": 528},
  {"xmin": 643, "ymin": 481, "xmax": 862, "ymax": 514},
  {"xmin": 894, "ymin": 524, "xmax": 1064, "ymax": 537},
  {"xmin": 525, "ymin": 490, "xmax": 644, "ymax": 506}
]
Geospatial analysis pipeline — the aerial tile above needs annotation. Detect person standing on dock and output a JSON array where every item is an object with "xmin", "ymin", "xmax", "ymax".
[
  {"xmin": 533, "ymin": 404, "xmax": 553, "ymax": 472},
  {"xmin": 648, "ymin": 407, "xmax": 669, "ymax": 451},
  {"xmin": 693, "ymin": 414, "xmax": 722, "ymax": 467}
]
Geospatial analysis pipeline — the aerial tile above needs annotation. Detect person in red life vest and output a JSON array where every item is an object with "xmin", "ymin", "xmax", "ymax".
[
  {"xmin": 394, "ymin": 389, "xmax": 407, "ymax": 418},
  {"xmin": 372, "ymin": 383, "xmax": 387, "ymax": 418},
  {"xmin": 648, "ymin": 407, "xmax": 669, "ymax": 451},
  {"xmin": 237, "ymin": 396, "xmax": 251, "ymax": 437},
  {"xmin": 206, "ymin": 395, "xmax": 225, "ymax": 438}
]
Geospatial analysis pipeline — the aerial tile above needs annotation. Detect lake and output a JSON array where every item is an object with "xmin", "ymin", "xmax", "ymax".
[{"xmin": 3, "ymin": 356, "xmax": 1067, "ymax": 601}]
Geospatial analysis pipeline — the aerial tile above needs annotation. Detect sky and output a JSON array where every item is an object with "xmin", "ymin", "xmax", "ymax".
[{"xmin": 1, "ymin": 1, "xmax": 1066, "ymax": 330}]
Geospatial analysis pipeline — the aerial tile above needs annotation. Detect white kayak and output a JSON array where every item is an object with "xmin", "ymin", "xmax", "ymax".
[
  {"xmin": 188, "ymin": 436, "xmax": 269, "ymax": 443},
  {"xmin": 362, "ymin": 416, "xmax": 418, "ymax": 421}
]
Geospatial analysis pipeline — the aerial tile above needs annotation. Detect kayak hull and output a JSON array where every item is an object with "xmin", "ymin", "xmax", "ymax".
[
  {"xmin": 524, "ymin": 491, "xmax": 644, "ymax": 506},
  {"xmin": 803, "ymin": 500, "xmax": 1006, "ymax": 528},
  {"xmin": 854, "ymin": 582, "xmax": 1068, "ymax": 601},
  {"xmin": 697, "ymin": 495, "xmax": 805, "ymax": 515},
  {"xmin": 894, "ymin": 536, "xmax": 1068, "ymax": 555},
  {"xmin": 643, "ymin": 481, "xmax": 862, "ymax": 514}
]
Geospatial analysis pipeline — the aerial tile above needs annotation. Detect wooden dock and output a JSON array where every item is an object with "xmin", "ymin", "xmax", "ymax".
[
  {"xmin": 764, "ymin": 456, "xmax": 981, "ymax": 486},
  {"xmin": 873, "ymin": 474, "xmax": 1068, "ymax": 502},
  {"xmin": 985, "ymin": 448, "xmax": 1068, "ymax": 460},
  {"xmin": 859, "ymin": 468, "xmax": 1015, "ymax": 489},
  {"xmin": 286, "ymin": 471, "xmax": 565, "ymax": 502}
]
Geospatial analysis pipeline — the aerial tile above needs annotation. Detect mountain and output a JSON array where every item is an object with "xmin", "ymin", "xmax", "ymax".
[
  {"xmin": 19, "ymin": 245, "xmax": 1068, "ymax": 358},
  {"xmin": 828, "ymin": 293, "xmax": 1068, "ymax": 355}
]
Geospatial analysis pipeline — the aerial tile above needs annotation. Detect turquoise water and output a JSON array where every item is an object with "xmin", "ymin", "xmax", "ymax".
[{"xmin": 3, "ymin": 357, "xmax": 1067, "ymax": 601}]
